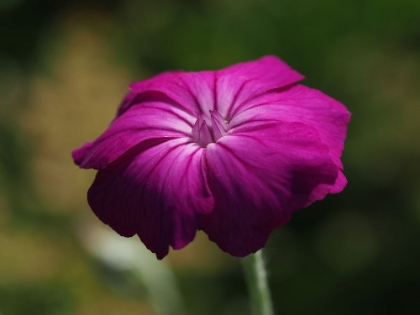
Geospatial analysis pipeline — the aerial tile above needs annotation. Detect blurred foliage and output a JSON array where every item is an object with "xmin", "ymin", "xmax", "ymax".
[
  {"xmin": 1, "ymin": 0, "xmax": 420, "ymax": 314},
  {"xmin": 0, "ymin": 281, "xmax": 74, "ymax": 315}
]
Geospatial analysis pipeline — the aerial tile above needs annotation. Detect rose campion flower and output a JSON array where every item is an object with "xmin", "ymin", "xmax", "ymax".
[{"xmin": 73, "ymin": 56, "xmax": 350, "ymax": 259}]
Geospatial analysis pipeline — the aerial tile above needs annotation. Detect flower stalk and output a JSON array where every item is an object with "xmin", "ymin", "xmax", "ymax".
[{"xmin": 241, "ymin": 250, "xmax": 274, "ymax": 315}]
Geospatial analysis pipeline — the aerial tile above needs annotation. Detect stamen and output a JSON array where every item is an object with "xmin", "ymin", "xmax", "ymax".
[
  {"xmin": 191, "ymin": 115, "xmax": 203, "ymax": 143},
  {"xmin": 198, "ymin": 118, "xmax": 213, "ymax": 147},
  {"xmin": 210, "ymin": 110, "xmax": 227, "ymax": 141},
  {"xmin": 192, "ymin": 111, "xmax": 229, "ymax": 147}
]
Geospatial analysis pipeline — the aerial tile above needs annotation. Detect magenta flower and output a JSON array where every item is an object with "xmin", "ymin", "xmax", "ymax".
[{"xmin": 73, "ymin": 56, "xmax": 350, "ymax": 259}]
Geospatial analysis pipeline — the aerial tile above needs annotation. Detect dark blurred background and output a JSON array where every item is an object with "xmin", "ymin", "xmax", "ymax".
[{"xmin": 1, "ymin": 0, "xmax": 420, "ymax": 314}]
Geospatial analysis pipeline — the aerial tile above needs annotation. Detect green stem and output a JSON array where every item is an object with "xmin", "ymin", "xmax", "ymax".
[{"xmin": 241, "ymin": 250, "xmax": 274, "ymax": 315}]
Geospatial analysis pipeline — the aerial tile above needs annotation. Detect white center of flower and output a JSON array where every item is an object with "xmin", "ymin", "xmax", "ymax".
[{"xmin": 191, "ymin": 111, "xmax": 228, "ymax": 147}]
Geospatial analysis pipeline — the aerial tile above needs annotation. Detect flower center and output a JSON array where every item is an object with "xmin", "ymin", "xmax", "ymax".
[{"xmin": 191, "ymin": 111, "xmax": 228, "ymax": 147}]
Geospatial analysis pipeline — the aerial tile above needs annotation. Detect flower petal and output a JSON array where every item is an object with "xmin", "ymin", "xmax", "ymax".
[
  {"xmin": 127, "ymin": 71, "xmax": 216, "ymax": 116},
  {"xmin": 72, "ymin": 100, "xmax": 194, "ymax": 169},
  {"xmin": 201, "ymin": 121, "xmax": 338, "ymax": 257},
  {"xmin": 230, "ymin": 83, "xmax": 350, "ymax": 191},
  {"xmin": 215, "ymin": 55, "xmax": 304, "ymax": 118},
  {"xmin": 124, "ymin": 56, "xmax": 303, "ymax": 120},
  {"xmin": 87, "ymin": 138, "xmax": 214, "ymax": 259}
]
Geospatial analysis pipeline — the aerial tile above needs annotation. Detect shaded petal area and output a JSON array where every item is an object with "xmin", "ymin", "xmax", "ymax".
[
  {"xmin": 230, "ymin": 84, "xmax": 350, "ymax": 192},
  {"xmin": 88, "ymin": 138, "xmax": 214, "ymax": 259},
  {"xmin": 73, "ymin": 101, "xmax": 194, "ymax": 169},
  {"xmin": 126, "ymin": 71, "xmax": 216, "ymax": 116},
  {"xmin": 216, "ymin": 55, "xmax": 304, "ymax": 118},
  {"xmin": 201, "ymin": 121, "xmax": 338, "ymax": 256}
]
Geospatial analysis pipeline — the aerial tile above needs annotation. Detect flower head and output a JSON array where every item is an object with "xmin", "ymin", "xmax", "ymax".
[{"xmin": 73, "ymin": 56, "xmax": 350, "ymax": 259}]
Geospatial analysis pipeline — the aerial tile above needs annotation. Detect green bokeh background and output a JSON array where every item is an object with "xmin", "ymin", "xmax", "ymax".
[{"xmin": 1, "ymin": 0, "xmax": 420, "ymax": 314}]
